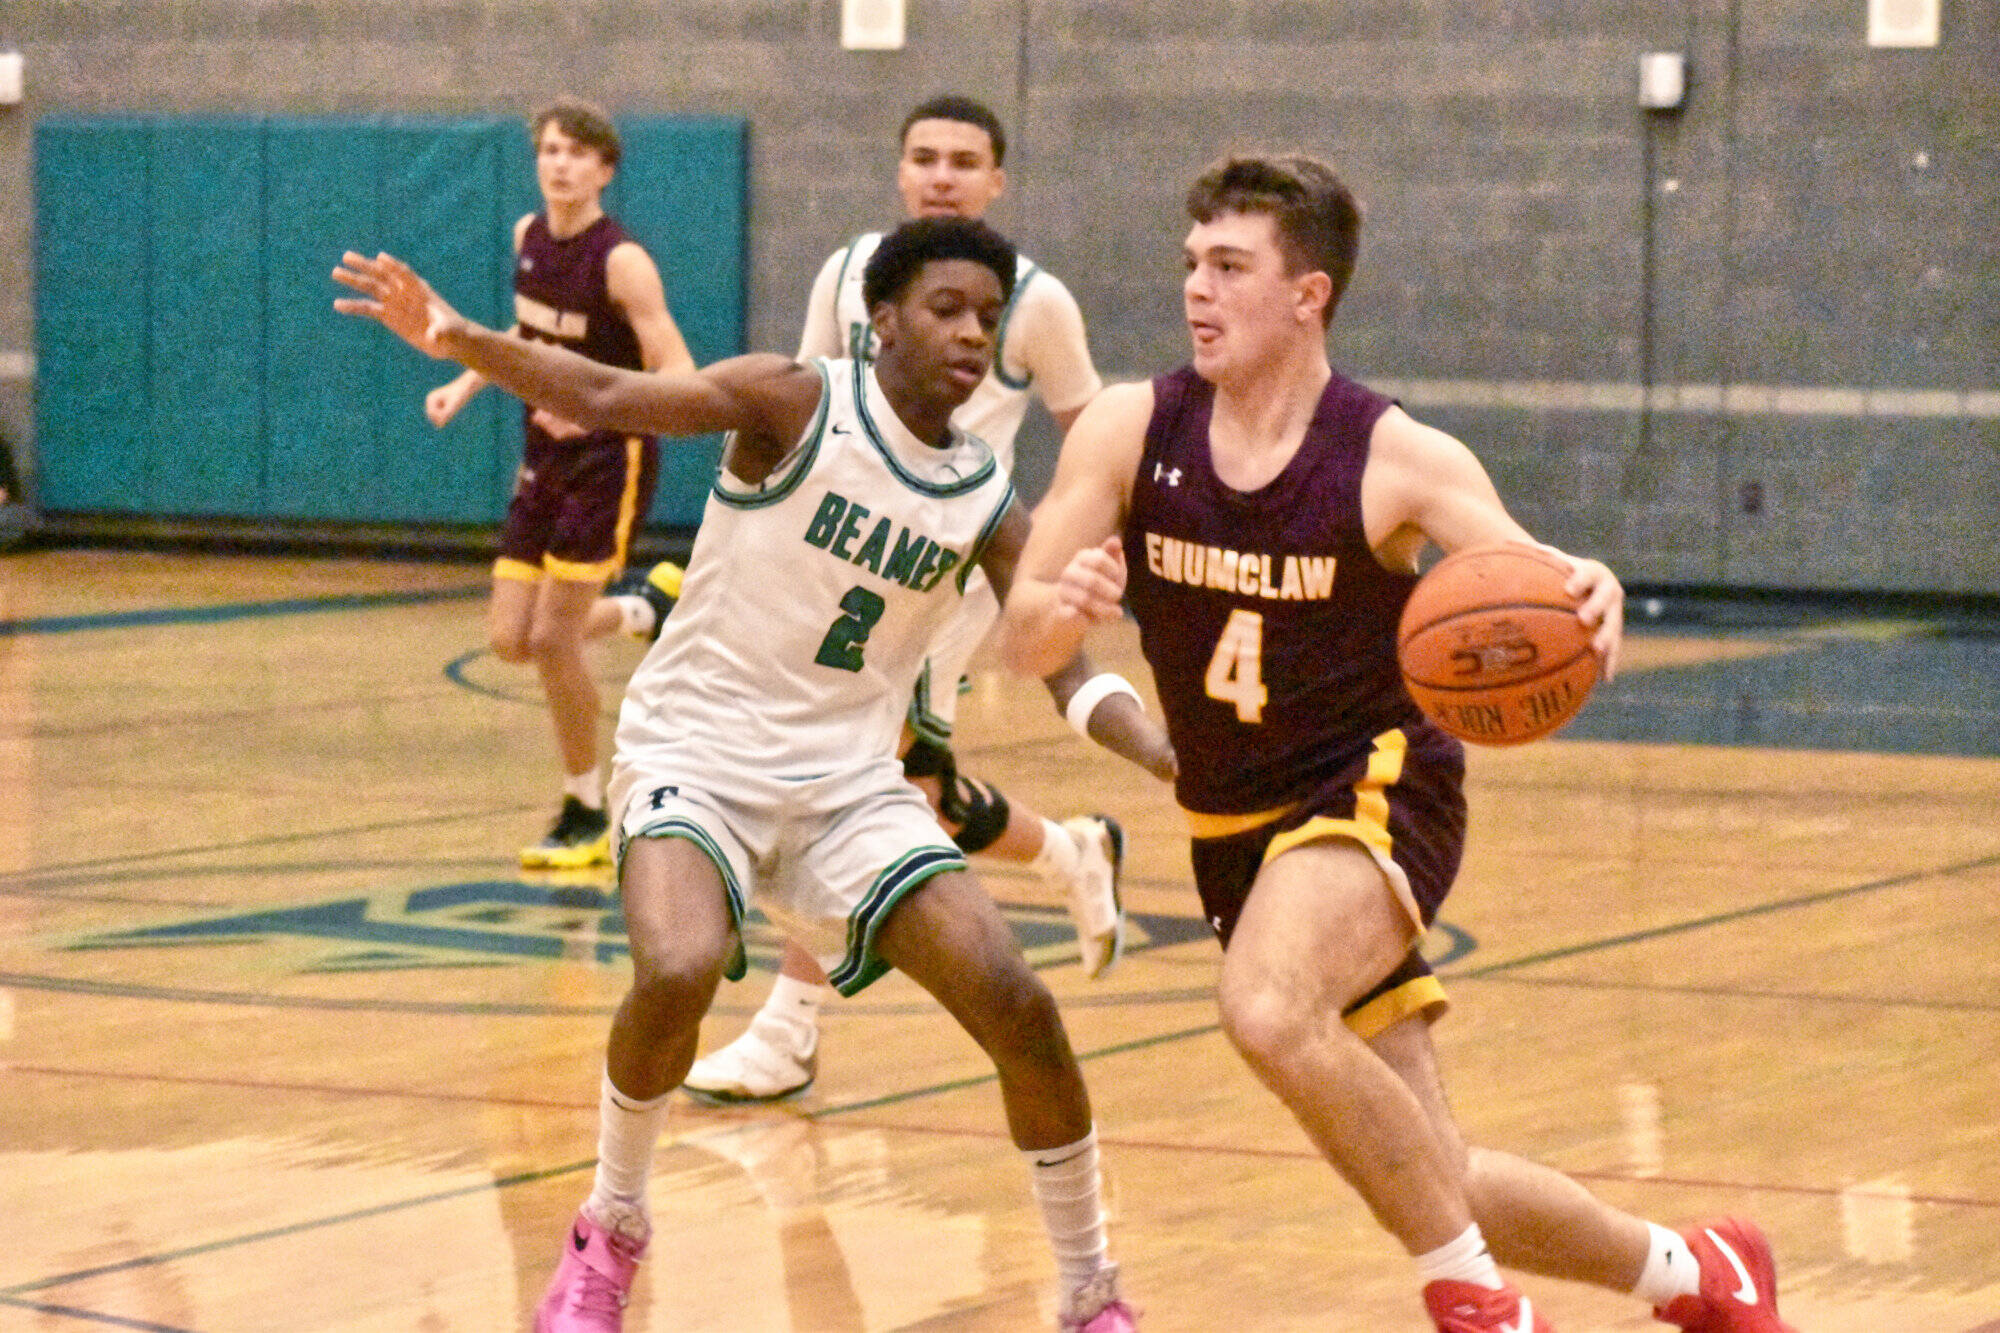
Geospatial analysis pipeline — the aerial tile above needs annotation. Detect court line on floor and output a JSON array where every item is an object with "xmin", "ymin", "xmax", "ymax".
[
  {"xmin": 0, "ymin": 1156, "xmax": 597, "ymax": 1302},
  {"xmin": 1453, "ymin": 848, "xmax": 2000, "ymax": 981},
  {"xmin": 9, "ymin": 1014, "xmax": 1997, "ymax": 1326},
  {"xmin": 1, "ymin": 803, "xmax": 545, "ymax": 884},
  {"xmin": 3, "ymin": 851, "xmax": 1991, "ymax": 1316},
  {"xmin": 0, "ymin": 585, "xmax": 484, "ymax": 638},
  {"xmin": 0, "ymin": 1296, "xmax": 193, "ymax": 1332}
]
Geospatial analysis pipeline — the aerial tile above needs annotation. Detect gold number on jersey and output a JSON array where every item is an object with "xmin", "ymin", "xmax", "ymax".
[{"xmin": 1204, "ymin": 608, "xmax": 1268, "ymax": 723}]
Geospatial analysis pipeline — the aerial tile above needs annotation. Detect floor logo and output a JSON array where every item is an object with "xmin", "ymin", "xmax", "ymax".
[{"xmin": 67, "ymin": 880, "xmax": 1217, "ymax": 974}]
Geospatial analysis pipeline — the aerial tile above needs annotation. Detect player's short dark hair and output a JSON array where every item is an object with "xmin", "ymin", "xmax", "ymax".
[
  {"xmin": 530, "ymin": 96, "xmax": 622, "ymax": 169},
  {"xmin": 900, "ymin": 94, "xmax": 1007, "ymax": 167},
  {"xmin": 862, "ymin": 217, "xmax": 1018, "ymax": 312},
  {"xmin": 1186, "ymin": 154, "xmax": 1361, "ymax": 326}
]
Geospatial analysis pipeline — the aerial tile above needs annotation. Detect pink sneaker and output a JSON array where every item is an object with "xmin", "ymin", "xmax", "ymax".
[
  {"xmin": 1059, "ymin": 1263, "xmax": 1138, "ymax": 1332},
  {"xmin": 1424, "ymin": 1279, "xmax": 1553, "ymax": 1332},
  {"xmin": 534, "ymin": 1208, "xmax": 647, "ymax": 1332},
  {"xmin": 1656, "ymin": 1218, "xmax": 1799, "ymax": 1333}
]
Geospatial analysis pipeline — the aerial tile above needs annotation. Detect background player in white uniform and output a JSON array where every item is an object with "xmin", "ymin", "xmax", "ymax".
[
  {"xmin": 684, "ymin": 94, "xmax": 1160, "ymax": 1105},
  {"xmin": 335, "ymin": 217, "xmax": 1140, "ymax": 1333}
]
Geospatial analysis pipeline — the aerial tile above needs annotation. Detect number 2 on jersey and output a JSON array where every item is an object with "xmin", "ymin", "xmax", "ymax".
[
  {"xmin": 814, "ymin": 585, "xmax": 886, "ymax": 672},
  {"xmin": 1204, "ymin": 608, "xmax": 1268, "ymax": 723}
]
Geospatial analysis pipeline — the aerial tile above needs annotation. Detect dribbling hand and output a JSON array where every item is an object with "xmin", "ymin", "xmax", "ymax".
[
  {"xmin": 333, "ymin": 252, "xmax": 464, "ymax": 360},
  {"xmin": 1539, "ymin": 544, "xmax": 1625, "ymax": 680}
]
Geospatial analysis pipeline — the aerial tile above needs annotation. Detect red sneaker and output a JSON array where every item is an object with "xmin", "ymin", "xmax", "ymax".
[
  {"xmin": 1656, "ymin": 1218, "xmax": 1798, "ymax": 1332},
  {"xmin": 1423, "ymin": 1279, "xmax": 1553, "ymax": 1332}
]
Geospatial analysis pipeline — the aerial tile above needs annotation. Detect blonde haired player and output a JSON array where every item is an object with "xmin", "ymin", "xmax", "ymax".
[{"xmin": 425, "ymin": 96, "xmax": 695, "ymax": 869}]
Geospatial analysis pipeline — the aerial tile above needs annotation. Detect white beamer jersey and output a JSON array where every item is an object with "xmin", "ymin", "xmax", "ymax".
[
  {"xmin": 809, "ymin": 233, "xmax": 1098, "ymax": 472},
  {"xmin": 613, "ymin": 358, "xmax": 1015, "ymax": 784}
]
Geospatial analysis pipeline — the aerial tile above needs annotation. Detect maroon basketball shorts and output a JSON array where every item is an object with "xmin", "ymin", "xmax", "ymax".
[
  {"xmin": 1185, "ymin": 720, "xmax": 1467, "ymax": 1037},
  {"xmin": 495, "ymin": 424, "xmax": 659, "ymax": 584}
]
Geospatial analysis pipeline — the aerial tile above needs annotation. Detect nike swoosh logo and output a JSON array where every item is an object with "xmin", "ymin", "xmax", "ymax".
[
  {"xmin": 1504, "ymin": 1296, "xmax": 1535, "ymax": 1333},
  {"xmin": 1705, "ymin": 1228, "xmax": 1758, "ymax": 1304},
  {"xmin": 573, "ymin": 1227, "xmax": 589, "ymax": 1253}
]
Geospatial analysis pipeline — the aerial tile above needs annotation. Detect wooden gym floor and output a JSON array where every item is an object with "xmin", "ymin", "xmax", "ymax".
[{"xmin": 1, "ymin": 547, "xmax": 1996, "ymax": 1331}]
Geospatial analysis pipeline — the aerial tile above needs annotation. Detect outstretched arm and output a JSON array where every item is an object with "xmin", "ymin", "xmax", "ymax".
[{"xmin": 333, "ymin": 250, "xmax": 799, "ymax": 445}]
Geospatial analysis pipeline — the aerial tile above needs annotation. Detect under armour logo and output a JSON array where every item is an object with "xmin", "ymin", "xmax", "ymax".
[
  {"xmin": 520, "ymin": 257, "xmax": 534, "ymax": 272},
  {"xmin": 1154, "ymin": 463, "xmax": 1182, "ymax": 487}
]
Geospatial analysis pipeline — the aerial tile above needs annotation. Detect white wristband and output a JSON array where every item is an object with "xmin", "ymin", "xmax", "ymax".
[{"xmin": 1066, "ymin": 672, "xmax": 1143, "ymax": 738}]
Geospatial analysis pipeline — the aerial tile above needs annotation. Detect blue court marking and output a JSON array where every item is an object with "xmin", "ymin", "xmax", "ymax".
[
  {"xmin": 0, "ymin": 1298, "xmax": 193, "ymax": 1332},
  {"xmin": 0, "ymin": 585, "xmax": 484, "ymax": 638},
  {"xmin": 4, "ymin": 803, "xmax": 542, "ymax": 887},
  {"xmin": 0, "ymin": 1156, "xmax": 598, "ymax": 1311},
  {"xmin": 3, "ymin": 854, "xmax": 1990, "ymax": 1318},
  {"xmin": 1570, "ymin": 626, "xmax": 2000, "ymax": 757}
]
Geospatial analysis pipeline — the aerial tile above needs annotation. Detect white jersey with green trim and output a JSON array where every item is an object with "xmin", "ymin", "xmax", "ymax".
[
  {"xmin": 801, "ymin": 232, "xmax": 1101, "ymax": 471},
  {"xmin": 612, "ymin": 358, "xmax": 1015, "ymax": 786}
]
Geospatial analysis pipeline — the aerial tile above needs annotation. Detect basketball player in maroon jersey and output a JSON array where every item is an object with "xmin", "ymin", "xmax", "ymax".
[
  {"xmin": 1002, "ymin": 155, "xmax": 1796, "ymax": 1333},
  {"xmin": 425, "ymin": 96, "xmax": 695, "ymax": 869}
]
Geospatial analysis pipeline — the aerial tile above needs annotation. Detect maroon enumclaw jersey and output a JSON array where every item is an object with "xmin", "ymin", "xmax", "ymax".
[
  {"xmin": 514, "ymin": 213, "xmax": 647, "ymax": 379},
  {"xmin": 1123, "ymin": 365, "xmax": 1442, "ymax": 815}
]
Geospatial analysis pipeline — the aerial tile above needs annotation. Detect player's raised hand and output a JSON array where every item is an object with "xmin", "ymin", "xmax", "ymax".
[
  {"xmin": 333, "ymin": 252, "xmax": 464, "ymax": 359},
  {"xmin": 1056, "ymin": 535, "xmax": 1127, "ymax": 625}
]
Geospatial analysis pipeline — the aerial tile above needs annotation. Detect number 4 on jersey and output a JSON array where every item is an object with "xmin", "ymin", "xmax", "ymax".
[{"xmin": 1204, "ymin": 608, "xmax": 1268, "ymax": 723}]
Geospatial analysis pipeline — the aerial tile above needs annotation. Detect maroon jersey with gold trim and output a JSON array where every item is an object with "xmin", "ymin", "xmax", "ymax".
[
  {"xmin": 514, "ymin": 213, "xmax": 647, "ymax": 375},
  {"xmin": 1123, "ymin": 365, "xmax": 1445, "ymax": 814}
]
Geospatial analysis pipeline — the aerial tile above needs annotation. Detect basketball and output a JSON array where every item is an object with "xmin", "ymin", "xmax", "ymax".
[{"xmin": 1396, "ymin": 543, "xmax": 1600, "ymax": 746}]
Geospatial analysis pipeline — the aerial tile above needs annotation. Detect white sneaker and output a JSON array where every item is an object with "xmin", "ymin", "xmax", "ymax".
[
  {"xmin": 1054, "ymin": 815, "xmax": 1125, "ymax": 980},
  {"xmin": 683, "ymin": 1017, "xmax": 818, "ymax": 1103}
]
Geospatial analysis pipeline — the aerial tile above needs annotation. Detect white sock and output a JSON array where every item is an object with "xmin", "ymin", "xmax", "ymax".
[
  {"xmin": 1025, "ymin": 1126, "xmax": 1111, "ymax": 1292},
  {"xmin": 613, "ymin": 593, "xmax": 657, "ymax": 638},
  {"xmin": 753, "ymin": 972, "xmax": 829, "ymax": 1042},
  {"xmin": 1416, "ymin": 1223, "xmax": 1504, "ymax": 1290},
  {"xmin": 586, "ymin": 1070, "xmax": 673, "ymax": 1237},
  {"xmin": 563, "ymin": 768, "xmax": 605, "ymax": 810},
  {"xmin": 1631, "ymin": 1221, "xmax": 1702, "ymax": 1306},
  {"xmin": 1029, "ymin": 818, "xmax": 1081, "ymax": 880}
]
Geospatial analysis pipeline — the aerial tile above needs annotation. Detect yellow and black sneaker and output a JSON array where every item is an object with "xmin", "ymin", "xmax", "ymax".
[
  {"xmin": 520, "ymin": 796, "xmax": 612, "ymax": 870},
  {"xmin": 608, "ymin": 560, "xmax": 684, "ymax": 642}
]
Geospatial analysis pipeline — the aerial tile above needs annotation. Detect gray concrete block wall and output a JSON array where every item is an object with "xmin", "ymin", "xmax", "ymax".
[{"xmin": 2, "ymin": 0, "xmax": 1994, "ymax": 595}]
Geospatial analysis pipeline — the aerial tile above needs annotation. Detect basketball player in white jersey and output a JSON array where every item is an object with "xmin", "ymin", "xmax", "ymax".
[
  {"xmin": 335, "ymin": 218, "xmax": 1140, "ymax": 1333},
  {"xmin": 683, "ymin": 94, "xmax": 1155, "ymax": 1105}
]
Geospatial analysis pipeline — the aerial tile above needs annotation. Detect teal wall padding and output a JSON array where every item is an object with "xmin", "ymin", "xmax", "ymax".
[
  {"xmin": 33, "ymin": 113, "xmax": 748, "ymax": 533},
  {"xmin": 607, "ymin": 116, "xmax": 747, "ymax": 526},
  {"xmin": 372, "ymin": 120, "xmax": 511, "ymax": 525},
  {"xmin": 33, "ymin": 118, "xmax": 151, "ymax": 513},
  {"xmin": 146, "ymin": 120, "xmax": 266, "ymax": 516},
  {"xmin": 263, "ymin": 119, "xmax": 382, "ymax": 522}
]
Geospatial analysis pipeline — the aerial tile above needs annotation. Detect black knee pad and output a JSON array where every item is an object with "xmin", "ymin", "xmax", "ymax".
[
  {"xmin": 945, "ymin": 775, "xmax": 1010, "ymax": 854},
  {"xmin": 903, "ymin": 738, "xmax": 1010, "ymax": 853},
  {"xmin": 902, "ymin": 735, "xmax": 955, "ymax": 784}
]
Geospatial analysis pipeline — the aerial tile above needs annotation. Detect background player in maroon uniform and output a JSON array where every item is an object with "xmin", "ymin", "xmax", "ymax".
[
  {"xmin": 426, "ymin": 96, "xmax": 695, "ymax": 868},
  {"xmin": 1002, "ymin": 154, "xmax": 1797, "ymax": 1333}
]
